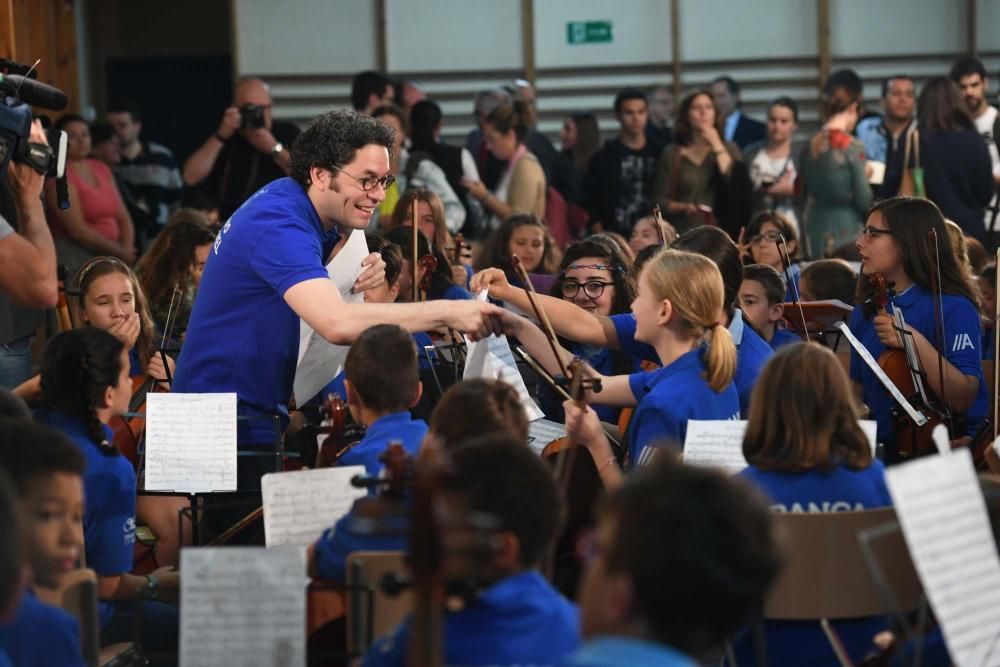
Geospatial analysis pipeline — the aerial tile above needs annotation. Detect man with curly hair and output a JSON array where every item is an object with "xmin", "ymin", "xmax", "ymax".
[{"xmin": 174, "ymin": 110, "xmax": 503, "ymax": 466}]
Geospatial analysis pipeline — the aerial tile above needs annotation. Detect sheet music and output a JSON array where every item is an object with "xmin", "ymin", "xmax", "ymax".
[
  {"xmin": 293, "ymin": 229, "xmax": 368, "ymax": 406},
  {"xmin": 835, "ymin": 321, "xmax": 929, "ymax": 428},
  {"xmin": 180, "ymin": 546, "xmax": 307, "ymax": 667},
  {"xmin": 527, "ymin": 418, "xmax": 566, "ymax": 456},
  {"xmin": 261, "ymin": 467, "xmax": 367, "ymax": 547},
  {"xmin": 885, "ymin": 449, "xmax": 1000, "ymax": 667},
  {"xmin": 464, "ymin": 290, "xmax": 545, "ymax": 421},
  {"xmin": 145, "ymin": 393, "xmax": 237, "ymax": 493},
  {"xmin": 683, "ymin": 420, "xmax": 748, "ymax": 473},
  {"xmin": 683, "ymin": 419, "xmax": 879, "ymax": 473}
]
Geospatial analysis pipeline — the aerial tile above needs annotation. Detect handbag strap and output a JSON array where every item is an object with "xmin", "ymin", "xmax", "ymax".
[{"xmin": 911, "ymin": 129, "xmax": 920, "ymax": 169}]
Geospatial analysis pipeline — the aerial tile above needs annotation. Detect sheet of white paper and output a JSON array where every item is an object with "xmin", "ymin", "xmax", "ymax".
[
  {"xmin": 683, "ymin": 420, "xmax": 748, "ymax": 473},
  {"xmin": 293, "ymin": 230, "xmax": 368, "ymax": 406},
  {"xmin": 886, "ymin": 449, "xmax": 1000, "ymax": 667},
  {"xmin": 464, "ymin": 290, "xmax": 545, "ymax": 421},
  {"xmin": 527, "ymin": 418, "xmax": 567, "ymax": 456},
  {"xmin": 145, "ymin": 393, "xmax": 237, "ymax": 493},
  {"xmin": 261, "ymin": 467, "xmax": 367, "ymax": 547},
  {"xmin": 684, "ymin": 419, "xmax": 879, "ymax": 473},
  {"xmin": 867, "ymin": 160, "xmax": 886, "ymax": 185},
  {"xmin": 181, "ymin": 546, "xmax": 307, "ymax": 667}
]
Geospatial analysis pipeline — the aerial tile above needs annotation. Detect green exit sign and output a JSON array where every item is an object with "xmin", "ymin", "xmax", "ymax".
[{"xmin": 566, "ymin": 20, "xmax": 613, "ymax": 45}]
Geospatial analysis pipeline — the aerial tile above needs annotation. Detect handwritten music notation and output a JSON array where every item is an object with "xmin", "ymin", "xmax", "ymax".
[
  {"xmin": 261, "ymin": 466, "xmax": 367, "ymax": 547},
  {"xmin": 180, "ymin": 546, "xmax": 307, "ymax": 667},
  {"xmin": 886, "ymin": 449, "xmax": 1000, "ymax": 667},
  {"xmin": 145, "ymin": 393, "xmax": 237, "ymax": 493}
]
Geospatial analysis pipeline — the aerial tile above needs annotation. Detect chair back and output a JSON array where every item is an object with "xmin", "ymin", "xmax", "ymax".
[{"xmin": 346, "ymin": 551, "xmax": 413, "ymax": 655}]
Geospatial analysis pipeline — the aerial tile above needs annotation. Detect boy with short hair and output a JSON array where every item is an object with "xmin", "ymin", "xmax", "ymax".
[
  {"xmin": 739, "ymin": 264, "xmax": 800, "ymax": 350},
  {"xmin": 364, "ymin": 435, "xmax": 579, "ymax": 666},
  {"xmin": 336, "ymin": 324, "xmax": 428, "ymax": 477},
  {"xmin": 0, "ymin": 419, "xmax": 87, "ymax": 667}
]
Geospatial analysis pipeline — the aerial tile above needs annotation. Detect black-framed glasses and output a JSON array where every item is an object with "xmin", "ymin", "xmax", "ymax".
[
  {"xmin": 859, "ymin": 226, "xmax": 893, "ymax": 241},
  {"xmin": 329, "ymin": 165, "xmax": 396, "ymax": 192},
  {"xmin": 562, "ymin": 280, "xmax": 615, "ymax": 300},
  {"xmin": 750, "ymin": 231, "xmax": 783, "ymax": 245}
]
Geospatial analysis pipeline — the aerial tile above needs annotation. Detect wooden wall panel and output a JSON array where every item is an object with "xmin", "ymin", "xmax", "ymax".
[{"xmin": 5, "ymin": 0, "xmax": 78, "ymax": 112}]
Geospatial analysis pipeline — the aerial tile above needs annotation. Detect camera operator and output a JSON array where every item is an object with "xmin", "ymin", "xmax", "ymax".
[
  {"xmin": 182, "ymin": 77, "xmax": 300, "ymax": 221},
  {"xmin": 0, "ymin": 120, "xmax": 57, "ymax": 388}
]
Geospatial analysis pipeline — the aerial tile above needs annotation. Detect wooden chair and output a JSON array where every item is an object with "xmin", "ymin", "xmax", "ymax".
[
  {"xmin": 345, "ymin": 551, "xmax": 413, "ymax": 655},
  {"xmin": 763, "ymin": 508, "xmax": 924, "ymax": 662}
]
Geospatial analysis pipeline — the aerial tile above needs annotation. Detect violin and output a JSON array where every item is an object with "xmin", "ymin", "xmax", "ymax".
[
  {"xmin": 110, "ymin": 283, "xmax": 182, "ymax": 465},
  {"xmin": 314, "ymin": 392, "xmax": 366, "ymax": 468},
  {"xmin": 867, "ymin": 272, "xmax": 947, "ymax": 459}
]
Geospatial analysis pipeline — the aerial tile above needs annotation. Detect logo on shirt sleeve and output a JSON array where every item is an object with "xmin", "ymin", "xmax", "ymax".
[
  {"xmin": 952, "ymin": 333, "xmax": 976, "ymax": 352},
  {"xmin": 123, "ymin": 517, "xmax": 136, "ymax": 545}
]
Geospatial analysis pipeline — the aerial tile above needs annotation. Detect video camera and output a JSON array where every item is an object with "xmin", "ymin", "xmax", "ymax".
[{"xmin": 0, "ymin": 59, "xmax": 70, "ymax": 208}]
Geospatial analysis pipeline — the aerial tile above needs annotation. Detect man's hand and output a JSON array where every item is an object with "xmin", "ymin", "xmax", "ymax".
[
  {"xmin": 6, "ymin": 120, "xmax": 48, "ymax": 203},
  {"xmin": 106, "ymin": 312, "xmax": 141, "ymax": 350},
  {"xmin": 245, "ymin": 127, "xmax": 280, "ymax": 156},
  {"xmin": 351, "ymin": 252, "xmax": 387, "ymax": 294},
  {"xmin": 445, "ymin": 301, "xmax": 505, "ymax": 341},
  {"xmin": 217, "ymin": 107, "xmax": 241, "ymax": 141}
]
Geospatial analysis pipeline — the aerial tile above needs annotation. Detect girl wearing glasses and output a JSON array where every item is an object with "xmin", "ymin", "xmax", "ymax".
[
  {"xmin": 850, "ymin": 196, "xmax": 986, "ymax": 457},
  {"xmin": 542, "ymin": 238, "xmax": 639, "ymax": 424},
  {"xmin": 740, "ymin": 211, "xmax": 801, "ymax": 303}
]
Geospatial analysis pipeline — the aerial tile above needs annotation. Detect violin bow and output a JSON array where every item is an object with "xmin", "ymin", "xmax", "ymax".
[
  {"xmin": 652, "ymin": 205, "xmax": 667, "ymax": 246},
  {"xmin": 511, "ymin": 255, "xmax": 571, "ymax": 379},
  {"xmin": 775, "ymin": 233, "xmax": 810, "ymax": 341},
  {"xmin": 927, "ymin": 229, "xmax": 952, "ymax": 430}
]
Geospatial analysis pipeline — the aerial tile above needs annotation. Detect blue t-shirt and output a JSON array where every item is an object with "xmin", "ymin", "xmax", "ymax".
[
  {"xmin": 337, "ymin": 411, "xmax": 428, "ymax": 479},
  {"xmin": 782, "ymin": 263, "xmax": 803, "ymax": 303},
  {"xmin": 173, "ymin": 178, "xmax": 336, "ymax": 445},
  {"xmin": 538, "ymin": 342, "xmax": 640, "ymax": 425},
  {"xmin": 0, "ymin": 589, "xmax": 85, "ymax": 667},
  {"xmin": 36, "ymin": 410, "xmax": 137, "ymax": 628},
  {"xmin": 563, "ymin": 637, "xmax": 696, "ymax": 667},
  {"xmin": 432, "ymin": 283, "xmax": 473, "ymax": 301},
  {"xmin": 849, "ymin": 284, "xmax": 987, "ymax": 444},
  {"xmin": 364, "ymin": 571, "xmax": 580, "ymax": 666},
  {"xmin": 626, "ymin": 348, "xmax": 740, "ymax": 467},
  {"xmin": 611, "ymin": 310, "xmax": 772, "ymax": 417},
  {"xmin": 312, "ymin": 500, "xmax": 409, "ymax": 584},
  {"xmin": 735, "ymin": 462, "xmax": 892, "ymax": 666},
  {"xmin": 769, "ymin": 328, "xmax": 801, "ymax": 350}
]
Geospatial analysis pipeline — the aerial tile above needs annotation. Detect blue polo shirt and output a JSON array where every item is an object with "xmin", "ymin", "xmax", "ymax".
[
  {"xmin": 564, "ymin": 637, "xmax": 696, "ymax": 667},
  {"xmin": 433, "ymin": 283, "xmax": 474, "ymax": 300},
  {"xmin": 173, "ymin": 178, "xmax": 336, "ymax": 445},
  {"xmin": 782, "ymin": 263, "xmax": 802, "ymax": 303},
  {"xmin": 337, "ymin": 411, "xmax": 428, "ymax": 479},
  {"xmin": 313, "ymin": 500, "xmax": 409, "ymax": 584},
  {"xmin": 538, "ymin": 342, "xmax": 641, "ymax": 424},
  {"xmin": 35, "ymin": 410, "xmax": 137, "ymax": 628},
  {"xmin": 626, "ymin": 348, "xmax": 740, "ymax": 467},
  {"xmin": 364, "ymin": 571, "xmax": 580, "ymax": 666},
  {"xmin": 611, "ymin": 310, "xmax": 772, "ymax": 417},
  {"xmin": 0, "ymin": 589, "xmax": 85, "ymax": 667},
  {"xmin": 770, "ymin": 328, "xmax": 801, "ymax": 350},
  {"xmin": 735, "ymin": 462, "xmax": 892, "ymax": 666},
  {"xmin": 849, "ymin": 284, "xmax": 987, "ymax": 445}
]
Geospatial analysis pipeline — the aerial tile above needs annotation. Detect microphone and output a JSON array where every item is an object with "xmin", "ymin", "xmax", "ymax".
[{"xmin": 0, "ymin": 74, "xmax": 68, "ymax": 111}]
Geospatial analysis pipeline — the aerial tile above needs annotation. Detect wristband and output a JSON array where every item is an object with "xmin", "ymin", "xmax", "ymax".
[
  {"xmin": 597, "ymin": 456, "xmax": 618, "ymax": 473},
  {"xmin": 214, "ymin": 132, "xmax": 229, "ymax": 143}
]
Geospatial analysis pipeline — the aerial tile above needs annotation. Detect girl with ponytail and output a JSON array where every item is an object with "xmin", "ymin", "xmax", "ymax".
[
  {"xmin": 35, "ymin": 329, "xmax": 180, "ymax": 650},
  {"xmin": 494, "ymin": 248, "xmax": 740, "ymax": 490}
]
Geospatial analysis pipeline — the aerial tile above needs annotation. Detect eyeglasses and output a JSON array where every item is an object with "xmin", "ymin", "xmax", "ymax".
[
  {"xmin": 750, "ymin": 231, "xmax": 783, "ymax": 245},
  {"xmin": 859, "ymin": 226, "xmax": 893, "ymax": 241},
  {"xmin": 561, "ymin": 280, "xmax": 615, "ymax": 300},
  {"xmin": 329, "ymin": 165, "xmax": 396, "ymax": 192}
]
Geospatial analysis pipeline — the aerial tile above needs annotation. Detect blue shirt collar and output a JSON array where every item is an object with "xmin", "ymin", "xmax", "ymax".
[
  {"xmin": 569, "ymin": 637, "xmax": 697, "ymax": 667},
  {"xmin": 478, "ymin": 570, "xmax": 552, "ymax": 605},
  {"xmin": 724, "ymin": 110, "xmax": 742, "ymax": 142}
]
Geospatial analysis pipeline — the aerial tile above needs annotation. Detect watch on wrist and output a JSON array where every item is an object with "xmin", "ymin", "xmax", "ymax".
[
  {"xmin": 142, "ymin": 574, "xmax": 159, "ymax": 600},
  {"xmin": 271, "ymin": 142, "xmax": 284, "ymax": 157}
]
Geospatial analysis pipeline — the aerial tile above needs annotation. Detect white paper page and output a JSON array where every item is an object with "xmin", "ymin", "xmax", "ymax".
[
  {"xmin": 145, "ymin": 393, "xmax": 237, "ymax": 493},
  {"xmin": 261, "ymin": 467, "xmax": 367, "ymax": 547},
  {"xmin": 180, "ymin": 546, "xmax": 307, "ymax": 667},
  {"xmin": 464, "ymin": 290, "xmax": 545, "ymax": 421},
  {"xmin": 684, "ymin": 419, "xmax": 879, "ymax": 472},
  {"xmin": 293, "ymin": 229, "xmax": 368, "ymax": 406},
  {"xmin": 886, "ymin": 449, "xmax": 1000, "ymax": 667},
  {"xmin": 527, "ymin": 418, "xmax": 567, "ymax": 456},
  {"xmin": 683, "ymin": 420, "xmax": 748, "ymax": 473}
]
